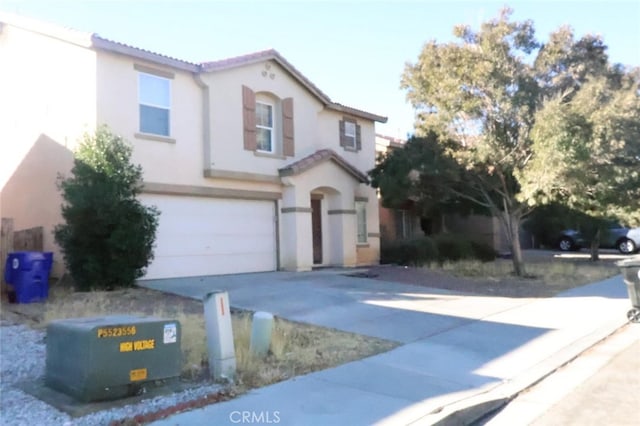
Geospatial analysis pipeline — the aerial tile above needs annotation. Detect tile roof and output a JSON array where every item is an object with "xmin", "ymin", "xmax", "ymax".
[
  {"xmin": 1, "ymin": 13, "xmax": 387, "ymax": 123},
  {"xmin": 375, "ymin": 133, "xmax": 406, "ymax": 144},
  {"xmin": 202, "ymin": 48, "xmax": 332, "ymax": 102},
  {"xmin": 201, "ymin": 49, "xmax": 387, "ymax": 123},
  {"xmin": 375, "ymin": 133, "xmax": 406, "ymax": 150},
  {"xmin": 92, "ymin": 35, "xmax": 199, "ymax": 71},
  {"xmin": 279, "ymin": 149, "xmax": 369, "ymax": 183}
]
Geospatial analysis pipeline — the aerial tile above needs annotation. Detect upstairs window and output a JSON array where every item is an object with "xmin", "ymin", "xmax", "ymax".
[
  {"xmin": 339, "ymin": 117, "xmax": 361, "ymax": 152},
  {"xmin": 256, "ymin": 102, "xmax": 274, "ymax": 152},
  {"xmin": 242, "ymin": 85, "xmax": 295, "ymax": 157},
  {"xmin": 344, "ymin": 121, "xmax": 356, "ymax": 149},
  {"xmin": 139, "ymin": 72, "xmax": 170, "ymax": 136}
]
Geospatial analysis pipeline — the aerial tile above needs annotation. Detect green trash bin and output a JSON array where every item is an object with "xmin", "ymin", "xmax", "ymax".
[{"xmin": 617, "ymin": 256, "xmax": 640, "ymax": 323}]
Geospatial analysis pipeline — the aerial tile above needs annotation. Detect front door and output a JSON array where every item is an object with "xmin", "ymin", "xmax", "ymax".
[{"xmin": 311, "ymin": 198, "xmax": 323, "ymax": 264}]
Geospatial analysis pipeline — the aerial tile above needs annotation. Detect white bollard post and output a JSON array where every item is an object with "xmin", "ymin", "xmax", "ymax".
[
  {"xmin": 250, "ymin": 311, "xmax": 274, "ymax": 357},
  {"xmin": 203, "ymin": 291, "xmax": 236, "ymax": 382}
]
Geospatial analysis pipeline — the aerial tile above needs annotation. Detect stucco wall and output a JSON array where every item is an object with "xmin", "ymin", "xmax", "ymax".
[
  {"xmin": 202, "ymin": 60, "xmax": 379, "ymax": 179},
  {"xmin": 445, "ymin": 213, "xmax": 511, "ymax": 252},
  {"xmin": 203, "ymin": 60, "xmax": 325, "ymax": 175},
  {"xmin": 0, "ymin": 22, "xmax": 97, "ymax": 277},
  {"xmin": 317, "ymin": 110, "xmax": 377, "ymax": 174},
  {"xmin": 96, "ymin": 53, "xmax": 206, "ymax": 187}
]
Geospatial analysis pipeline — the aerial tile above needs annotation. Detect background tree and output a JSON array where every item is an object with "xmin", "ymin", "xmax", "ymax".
[
  {"xmin": 369, "ymin": 132, "xmax": 488, "ymax": 233},
  {"xmin": 400, "ymin": 8, "xmax": 639, "ymax": 273},
  {"xmin": 401, "ymin": 9, "xmax": 539, "ymax": 275},
  {"xmin": 522, "ymin": 203, "xmax": 604, "ymax": 250},
  {"xmin": 518, "ymin": 68, "xmax": 640, "ymax": 259},
  {"xmin": 54, "ymin": 126, "xmax": 159, "ymax": 290}
]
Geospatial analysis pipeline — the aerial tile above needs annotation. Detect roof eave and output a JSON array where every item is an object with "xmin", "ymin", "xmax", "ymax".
[
  {"xmin": 329, "ymin": 157, "xmax": 369, "ymax": 184},
  {"xmin": 0, "ymin": 12, "xmax": 93, "ymax": 47},
  {"xmin": 279, "ymin": 150, "xmax": 369, "ymax": 184},
  {"xmin": 91, "ymin": 36, "xmax": 199, "ymax": 72},
  {"xmin": 201, "ymin": 49, "xmax": 332, "ymax": 104},
  {"xmin": 202, "ymin": 49, "xmax": 386, "ymax": 123},
  {"xmin": 327, "ymin": 103, "xmax": 388, "ymax": 123}
]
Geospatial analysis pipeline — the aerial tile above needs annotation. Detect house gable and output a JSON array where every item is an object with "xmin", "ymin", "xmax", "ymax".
[
  {"xmin": 279, "ymin": 149, "xmax": 368, "ymax": 183},
  {"xmin": 201, "ymin": 49, "xmax": 387, "ymax": 124}
]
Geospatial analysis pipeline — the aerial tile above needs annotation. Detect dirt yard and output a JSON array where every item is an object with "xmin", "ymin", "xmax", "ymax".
[
  {"xmin": 366, "ymin": 250, "xmax": 623, "ymax": 298},
  {"xmin": 0, "ymin": 285, "xmax": 398, "ymax": 391}
]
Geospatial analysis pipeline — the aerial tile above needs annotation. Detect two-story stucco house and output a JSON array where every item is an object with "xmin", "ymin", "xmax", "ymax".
[{"xmin": 0, "ymin": 13, "xmax": 387, "ymax": 280}]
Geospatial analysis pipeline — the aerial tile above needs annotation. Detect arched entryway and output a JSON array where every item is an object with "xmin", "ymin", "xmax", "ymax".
[{"xmin": 310, "ymin": 186, "xmax": 342, "ymax": 266}]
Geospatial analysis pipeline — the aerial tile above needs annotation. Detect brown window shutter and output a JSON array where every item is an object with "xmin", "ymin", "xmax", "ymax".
[
  {"xmin": 356, "ymin": 124, "xmax": 362, "ymax": 151},
  {"xmin": 282, "ymin": 97, "xmax": 294, "ymax": 157},
  {"xmin": 339, "ymin": 119, "xmax": 346, "ymax": 147},
  {"xmin": 242, "ymin": 85, "xmax": 256, "ymax": 151}
]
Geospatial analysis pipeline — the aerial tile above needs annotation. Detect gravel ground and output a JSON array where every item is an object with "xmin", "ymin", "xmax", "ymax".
[{"xmin": 0, "ymin": 320, "xmax": 222, "ymax": 426}]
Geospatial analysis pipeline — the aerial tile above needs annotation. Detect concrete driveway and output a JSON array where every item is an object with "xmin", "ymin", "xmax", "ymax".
[
  {"xmin": 139, "ymin": 269, "xmax": 532, "ymax": 343},
  {"xmin": 141, "ymin": 269, "xmax": 630, "ymax": 425}
]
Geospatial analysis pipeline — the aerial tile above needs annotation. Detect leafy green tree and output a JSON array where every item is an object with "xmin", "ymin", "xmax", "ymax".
[
  {"xmin": 522, "ymin": 203, "xmax": 604, "ymax": 249},
  {"xmin": 369, "ymin": 132, "xmax": 487, "ymax": 233},
  {"xmin": 400, "ymin": 8, "xmax": 639, "ymax": 273},
  {"xmin": 54, "ymin": 126, "xmax": 159, "ymax": 290},
  {"xmin": 518, "ymin": 70, "xmax": 640, "ymax": 259}
]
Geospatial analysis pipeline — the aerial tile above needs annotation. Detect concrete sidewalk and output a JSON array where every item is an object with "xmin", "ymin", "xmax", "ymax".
[{"xmin": 142, "ymin": 273, "xmax": 630, "ymax": 425}]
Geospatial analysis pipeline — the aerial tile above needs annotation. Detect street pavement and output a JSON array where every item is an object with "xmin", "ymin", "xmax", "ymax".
[
  {"xmin": 484, "ymin": 323, "xmax": 639, "ymax": 426},
  {"xmin": 140, "ymin": 270, "xmax": 631, "ymax": 425}
]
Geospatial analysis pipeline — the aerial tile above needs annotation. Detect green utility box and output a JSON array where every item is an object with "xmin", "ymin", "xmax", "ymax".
[{"xmin": 45, "ymin": 315, "xmax": 181, "ymax": 402}]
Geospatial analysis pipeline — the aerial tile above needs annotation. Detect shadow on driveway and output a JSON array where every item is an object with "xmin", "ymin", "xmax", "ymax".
[{"xmin": 142, "ymin": 271, "xmax": 628, "ymax": 426}]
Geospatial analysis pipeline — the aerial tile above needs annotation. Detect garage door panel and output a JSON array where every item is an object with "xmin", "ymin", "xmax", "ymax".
[
  {"xmin": 139, "ymin": 194, "xmax": 277, "ymax": 279},
  {"xmin": 146, "ymin": 253, "xmax": 276, "ymax": 278},
  {"xmin": 153, "ymin": 237, "xmax": 275, "ymax": 257}
]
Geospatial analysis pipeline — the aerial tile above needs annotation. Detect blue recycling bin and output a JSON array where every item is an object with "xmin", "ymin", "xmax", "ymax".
[{"xmin": 4, "ymin": 251, "xmax": 53, "ymax": 303}]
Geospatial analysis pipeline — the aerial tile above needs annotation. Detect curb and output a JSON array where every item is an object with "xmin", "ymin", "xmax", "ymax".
[{"xmin": 411, "ymin": 316, "xmax": 629, "ymax": 425}]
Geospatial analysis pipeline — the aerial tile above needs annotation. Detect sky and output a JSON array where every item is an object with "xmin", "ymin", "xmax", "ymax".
[{"xmin": 2, "ymin": 0, "xmax": 639, "ymax": 139}]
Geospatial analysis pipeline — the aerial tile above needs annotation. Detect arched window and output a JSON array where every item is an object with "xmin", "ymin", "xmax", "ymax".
[{"xmin": 242, "ymin": 86, "xmax": 294, "ymax": 156}]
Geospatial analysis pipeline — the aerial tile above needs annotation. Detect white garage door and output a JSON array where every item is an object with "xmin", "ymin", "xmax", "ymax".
[{"xmin": 139, "ymin": 194, "xmax": 277, "ymax": 280}]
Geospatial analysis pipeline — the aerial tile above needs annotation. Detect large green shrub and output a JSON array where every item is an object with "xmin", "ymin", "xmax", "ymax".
[
  {"xmin": 469, "ymin": 241, "xmax": 498, "ymax": 262},
  {"xmin": 54, "ymin": 127, "xmax": 159, "ymax": 291},
  {"xmin": 433, "ymin": 233, "xmax": 474, "ymax": 262},
  {"xmin": 381, "ymin": 234, "xmax": 498, "ymax": 266},
  {"xmin": 380, "ymin": 237, "xmax": 439, "ymax": 266}
]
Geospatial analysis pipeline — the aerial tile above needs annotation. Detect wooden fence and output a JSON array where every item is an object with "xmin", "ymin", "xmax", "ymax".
[{"xmin": 1, "ymin": 219, "xmax": 44, "ymax": 294}]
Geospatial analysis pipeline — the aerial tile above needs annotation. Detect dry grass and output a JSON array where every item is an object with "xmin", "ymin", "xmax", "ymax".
[
  {"xmin": 436, "ymin": 259, "xmax": 619, "ymax": 287},
  {"xmin": 422, "ymin": 258, "xmax": 622, "ymax": 298},
  {"xmin": 11, "ymin": 285, "xmax": 397, "ymax": 391},
  {"xmin": 231, "ymin": 313, "xmax": 395, "ymax": 389}
]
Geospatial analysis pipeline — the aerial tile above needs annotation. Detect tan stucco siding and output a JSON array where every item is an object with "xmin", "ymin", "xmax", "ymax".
[
  {"xmin": 96, "ymin": 52, "xmax": 207, "ymax": 187},
  {"xmin": 203, "ymin": 60, "xmax": 327, "ymax": 176},
  {"xmin": 317, "ymin": 111, "xmax": 377, "ymax": 174},
  {"xmin": 0, "ymin": 23, "xmax": 97, "ymax": 277}
]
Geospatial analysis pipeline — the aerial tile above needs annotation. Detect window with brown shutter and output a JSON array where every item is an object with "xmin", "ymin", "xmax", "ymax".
[
  {"xmin": 242, "ymin": 85, "xmax": 257, "ymax": 151},
  {"xmin": 339, "ymin": 117, "xmax": 361, "ymax": 152},
  {"xmin": 243, "ymin": 86, "xmax": 294, "ymax": 157},
  {"xmin": 282, "ymin": 97, "xmax": 294, "ymax": 157}
]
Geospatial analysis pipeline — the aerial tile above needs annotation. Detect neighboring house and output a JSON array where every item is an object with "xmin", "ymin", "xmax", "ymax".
[
  {"xmin": 0, "ymin": 13, "xmax": 387, "ymax": 280},
  {"xmin": 374, "ymin": 134, "xmax": 423, "ymax": 244},
  {"xmin": 374, "ymin": 134, "xmax": 513, "ymax": 252}
]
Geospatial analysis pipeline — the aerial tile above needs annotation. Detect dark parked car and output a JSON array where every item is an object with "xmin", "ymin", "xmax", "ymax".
[{"xmin": 558, "ymin": 225, "xmax": 640, "ymax": 254}]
